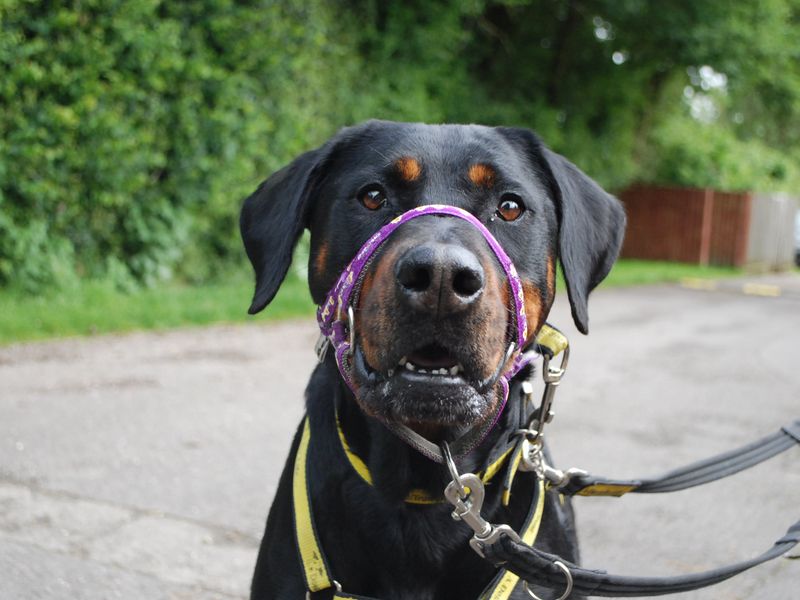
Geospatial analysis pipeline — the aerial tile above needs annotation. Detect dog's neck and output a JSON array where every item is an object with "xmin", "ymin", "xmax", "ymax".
[
  {"xmin": 300, "ymin": 358, "xmax": 548, "ymax": 598},
  {"xmin": 314, "ymin": 358, "xmax": 529, "ymax": 503}
]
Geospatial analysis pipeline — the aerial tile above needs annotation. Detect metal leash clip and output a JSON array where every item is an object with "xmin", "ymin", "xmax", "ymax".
[
  {"xmin": 530, "ymin": 345, "xmax": 570, "ymax": 441},
  {"xmin": 441, "ymin": 443, "xmax": 521, "ymax": 559},
  {"xmin": 517, "ymin": 435, "xmax": 588, "ymax": 490}
]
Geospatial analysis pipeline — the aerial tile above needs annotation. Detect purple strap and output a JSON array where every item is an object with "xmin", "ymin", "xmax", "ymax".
[{"xmin": 316, "ymin": 204, "xmax": 535, "ymax": 452}]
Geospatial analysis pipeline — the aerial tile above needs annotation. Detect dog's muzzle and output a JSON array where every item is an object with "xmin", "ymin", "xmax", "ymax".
[{"xmin": 315, "ymin": 204, "xmax": 537, "ymax": 461}]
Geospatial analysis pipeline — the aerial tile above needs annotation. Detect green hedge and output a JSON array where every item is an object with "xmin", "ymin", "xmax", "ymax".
[
  {"xmin": 0, "ymin": 0, "xmax": 362, "ymax": 290},
  {"xmin": 2, "ymin": 0, "xmax": 798, "ymax": 293}
]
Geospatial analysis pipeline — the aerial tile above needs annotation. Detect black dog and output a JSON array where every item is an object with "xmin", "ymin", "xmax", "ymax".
[{"xmin": 241, "ymin": 121, "xmax": 625, "ymax": 599}]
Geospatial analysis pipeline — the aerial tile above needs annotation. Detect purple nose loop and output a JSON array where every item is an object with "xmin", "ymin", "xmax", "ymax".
[{"xmin": 316, "ymin": 204, "xmax": 536, "ymax": 445}]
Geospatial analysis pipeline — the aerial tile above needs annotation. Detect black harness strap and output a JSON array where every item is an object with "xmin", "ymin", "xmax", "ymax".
[
  {"xmin": 484, "ymin": 519, "xmax": 800, "ymax": 597},
  {"xmin": 561, "ymin": 420, "xmax": 800, "ymax": 497}
]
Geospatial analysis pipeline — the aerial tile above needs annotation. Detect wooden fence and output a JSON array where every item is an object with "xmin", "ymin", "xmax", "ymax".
[{"xmin": 618, "ymin": 185, "xmax": 796, "ymax": 269}]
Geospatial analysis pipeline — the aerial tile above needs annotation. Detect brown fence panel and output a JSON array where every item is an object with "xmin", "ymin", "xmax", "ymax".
[
  {"xmin": 620, "ymin": 185, "xmax": 752, "ymax": 267},
  {"xmin": 620, "ymin": 185, "xmax": 706, "ymax": 263},
  {"xmin": 709, "ymin": 191, "xmax": 751, "ymax": 267}
]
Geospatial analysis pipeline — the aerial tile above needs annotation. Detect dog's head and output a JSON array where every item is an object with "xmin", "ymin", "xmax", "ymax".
[{"xmin": 241, "ymin": 121, "xmax": 625, "ymax": 434}]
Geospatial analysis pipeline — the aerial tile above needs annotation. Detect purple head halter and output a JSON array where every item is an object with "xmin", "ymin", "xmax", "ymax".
[{"xmin": 315, "ymin": 204, "xmax": 538, "ymax": 458}]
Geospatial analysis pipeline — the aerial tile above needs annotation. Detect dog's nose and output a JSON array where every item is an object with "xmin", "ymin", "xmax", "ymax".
[{"xmin": 395, "ymin": 244, "xmax": 485, "ymax": 314}]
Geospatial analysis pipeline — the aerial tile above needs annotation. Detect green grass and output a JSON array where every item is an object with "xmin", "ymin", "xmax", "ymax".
[
  {"xmin": 0, "ymin": 259, "xmax": 742, "ymax": 346},
  {"xmin": 0, "ymin": 273, "xmax": 314, "ymax": 345},
  {"xmin": 601, "ymin": 259, "xmax": 740, "ymax": 287}
]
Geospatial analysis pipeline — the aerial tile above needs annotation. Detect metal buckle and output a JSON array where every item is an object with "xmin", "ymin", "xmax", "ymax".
[{"xmin": 522, "ymin": 561, "xmax": 573, "ymax": 600}]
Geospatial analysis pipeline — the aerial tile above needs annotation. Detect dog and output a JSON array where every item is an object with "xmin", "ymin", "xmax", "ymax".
[{"xmin": 240, "ymin": 120, "xmax": 625, "ymax": 599}]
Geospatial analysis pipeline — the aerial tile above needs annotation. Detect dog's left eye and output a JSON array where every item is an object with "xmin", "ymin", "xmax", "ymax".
[
  {"xmin": 497, "ymin": 194, "xmax": 525, "ymax": 221},
  {"xmin": 359, "ymin": 186, "xmax": 387, "ymax": 210}
]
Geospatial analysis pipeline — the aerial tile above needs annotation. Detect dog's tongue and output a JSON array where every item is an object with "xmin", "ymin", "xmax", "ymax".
[{"xmin": 407, "ymin": 343, "xmax": 458, "ymax": 368}]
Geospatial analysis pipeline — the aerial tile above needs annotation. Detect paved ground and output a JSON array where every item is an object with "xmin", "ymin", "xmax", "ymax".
[{"xmin": 1, "ymin": 274, "xmax": 798, "ymax": 599}]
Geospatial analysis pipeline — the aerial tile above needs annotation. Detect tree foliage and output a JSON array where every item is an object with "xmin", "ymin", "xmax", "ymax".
[{"xmin": 1, "ymin": 0, "xmax": 798, "ymax": 291}]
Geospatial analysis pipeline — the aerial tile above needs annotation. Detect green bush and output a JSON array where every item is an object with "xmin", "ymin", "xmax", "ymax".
[
  {"xmin": 644, "ymin": 112, "xmax": 800, "ymax": 192},
  {"xmin": 0, "ymin": 0, "xmax": 361, "ymax": 290},
  {"xmin": 1, "ymin": 0, "xmax": 798, "ymax": 293}
]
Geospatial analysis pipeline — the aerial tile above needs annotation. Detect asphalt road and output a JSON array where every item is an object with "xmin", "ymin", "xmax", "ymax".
[{"xmin": 1, "ymin": 274, "xmax": 798, "ymax": 599}]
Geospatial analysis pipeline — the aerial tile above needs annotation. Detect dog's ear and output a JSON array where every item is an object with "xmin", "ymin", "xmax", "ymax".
[
  {"xmin": 542, "ymin": 147, "xmax": 626, "ymax": 333},
  {"xmin": 240, "ymin": 146, "xmax": 328, "ymax": 315},
  {"xmin": 497, "ymin": 127, "xmax": 626, "ymax": 334}
]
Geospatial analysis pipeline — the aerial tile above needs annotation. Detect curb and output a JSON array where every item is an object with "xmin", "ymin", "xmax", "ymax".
[{"xmin": 680, "ymin": 278, "xmax": 783, "ymax": 297}]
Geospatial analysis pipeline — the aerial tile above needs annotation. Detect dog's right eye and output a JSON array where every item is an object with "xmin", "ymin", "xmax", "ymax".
[
  {"xmin": 359, "ymin": 185, "xmax": 387, "ymax": 210},
  {"xmin": 497, "ymin": 193, "xmax": 525, "ymax": 221}
]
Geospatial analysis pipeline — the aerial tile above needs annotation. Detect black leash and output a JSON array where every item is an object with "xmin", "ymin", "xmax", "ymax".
[
  {"xmin": 429, "ymin": 320, "xmax": 800, "ymax": 598},
  {"xmin": 469, "ymin": 420, "xmax": 800, "ymax": 597},
  {"xmin": 484, "ymin": 519, "xmax": 800, "ymax": 597},
  {"xmin": 560, "ymin": 420, "xmax": 800, "ymax": 497}
]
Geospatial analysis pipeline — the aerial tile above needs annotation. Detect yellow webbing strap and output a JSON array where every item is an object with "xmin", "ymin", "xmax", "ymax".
[
  {"xmin": 336, "ymin": 414, "xmax": 515, "ymax": 505},
  {"xmin": 575, "ymin": 482, "xmax": 639, "ymax": 497},
  {"xmin": 297, "ymin": 416, "xmax": 548, "ymax": 599},
  {"xmin": 501, "ymin": 441, "xmax": 526, "ymax": 506},
  {"xmin": 336, "ymin": 415, "xmax": 373, "ymax": 485},
  {"xmin": 483, "ymin": 446, "xmax": 516, "ymax": 484},
  {"xmin": 293, "ymin": 418, "xmax": 336, "ymax": 594},
  {"xmin": 481, "ymin": 479, "xmax": 546, "ymax": 600},
  {"xmin": 535, "ymin": 323, "xmax": 569, "ymax": 358}
]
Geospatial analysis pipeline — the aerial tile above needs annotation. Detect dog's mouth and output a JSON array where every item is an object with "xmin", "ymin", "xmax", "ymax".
[
  {"xmin": 351, "ymin": 336, "xmax": 503, "ymax": 432},
  {"xmin": 397, "ymin": 343, "xmax": 464, "ymax": 378}
]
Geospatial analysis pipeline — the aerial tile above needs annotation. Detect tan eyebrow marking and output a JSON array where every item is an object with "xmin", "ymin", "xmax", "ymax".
[
  {"xmin": 468, "ymin": 163, "xmax": 495, "ymax": 188},
  {"xmin": 394, "ymin": 156, "xmax": 422, "ymax": 182}
]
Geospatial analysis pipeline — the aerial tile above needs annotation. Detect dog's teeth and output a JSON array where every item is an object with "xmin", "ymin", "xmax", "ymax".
[
  {"xmin": 450, "ymin": 365, "xmax": 460, "ymax": 376},
  {"xmin": 387, "ymin": 369, "xmax": 395, "ymax": 377},
  {"xmin": 438, "ymin": 368, "xmax": 447, "ymax": 375},
  {"xmin": 405, "ymin": 362, "xmax": 414, "ymax": 371},
  {"xmin": 419, "ymin": 368, "xmax": 428, "ymax": 374},
  {"xmin": 399, "ymin": 356, "xmax": 407, "ymax": 366}
]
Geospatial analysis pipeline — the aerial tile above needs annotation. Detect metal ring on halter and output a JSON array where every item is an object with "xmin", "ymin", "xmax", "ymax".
[
  {"xmin": 522, "ymin": 561, "xmax": 573, "ymax": 600},
  {"xmin": 347, "ymin": 306, "xmax": 355, "ymax": 355}
]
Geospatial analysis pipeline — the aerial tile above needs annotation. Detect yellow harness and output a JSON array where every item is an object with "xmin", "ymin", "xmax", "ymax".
[
  {"xmin": 293, "ymin": 324, "xmax": 571, "ymax": 598},
  {"xmin": 294, "ymin": 419, "xmax": 546, "ymax": 599}
]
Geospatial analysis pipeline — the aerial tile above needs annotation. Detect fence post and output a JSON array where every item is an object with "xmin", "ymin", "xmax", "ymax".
[{"xmin": 699, "ymin": 187, "xmax": 714, "ymax": 266}]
